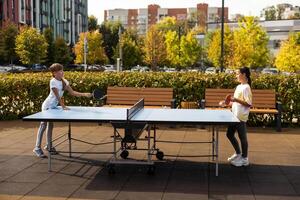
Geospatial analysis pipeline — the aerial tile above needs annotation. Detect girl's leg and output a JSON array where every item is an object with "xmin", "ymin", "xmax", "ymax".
[
  {"xmin": 226, "ymin": 124, "xmax": 241, "ymax": 154},
  {"xmin": 236, "ymin": 122, "xmax": 248, "ymax": 158},
  {"xmin": 34, "ymin": 121, "xmax": 47, "ymax": 150}
]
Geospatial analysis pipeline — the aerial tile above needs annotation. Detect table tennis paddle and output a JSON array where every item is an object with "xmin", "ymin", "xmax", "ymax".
[
  {"xmin": 92, "ymin": 88, "xmax": 104, "ymax": 99},
  {"xmin": 224, "ymin": 94, "xmax": 232, "ymax": 105}
]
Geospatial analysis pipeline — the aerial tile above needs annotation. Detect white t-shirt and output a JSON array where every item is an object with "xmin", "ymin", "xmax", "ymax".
[
  {"xmin": 232, "ymin": 83, "xmax": 252, "ymax": 122},
  {"xmin": 42, "ymin": 78, "xmax": 69, "ymax": 110}
]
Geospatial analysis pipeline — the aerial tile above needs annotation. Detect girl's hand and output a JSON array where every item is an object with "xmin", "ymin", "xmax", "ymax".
[
  {"xmin": 219, "ymin": 100, "xmax": 226, "ymax": 107},
  {"xmin": 86, "ymin": 93, "xmax": 93, "ymax": 98}
]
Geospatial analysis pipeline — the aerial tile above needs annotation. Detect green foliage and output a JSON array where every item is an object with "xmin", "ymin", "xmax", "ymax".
[
  {"xmin": 88, "ymin": 15, "xmax": 100, "ymax": 31},
  {"xmin": 206, "ymin": 25, "xmax": 234, "ymax": 68},
  {"xmin": 0, "ymin": 21, "xmax": 19, "ymax": 64},
  {"xmin": 54, "ymin": 37, "xmax": 72, "ymax": 65},
  {"xmin": 262, "ymin": 6, "xmax": 277, "ymax": 20},
  {"xmin": 74, "ymin": 31, "xmax": 108, "ymax": 65},
  {"xmin": 43, "ymin": 28, "xmax": 55, "ymax": 66},
  {"xmin": 99, "ymin": 21, "xmax": 123, "ymax": 64},
  {"xmin": 1, "ymin": 72, "xmax": 299, "ymax": 127},
  {"xmin": 114, "ymin": 29, "xmax": 143, "ymax": 70},
  {"xmin": 156, "ymin": 16, "xmax": 178, "ymax": 33},
  {"xmin": 15, "ymin": 27, "xmax": 48, "ymax": 65},
  {"xmin": 275, "ymin": 32, "xmax": 300, "ymax": 73}
]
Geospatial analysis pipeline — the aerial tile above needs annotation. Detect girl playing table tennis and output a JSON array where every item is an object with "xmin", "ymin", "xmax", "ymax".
[
  {"xmin": 220, "ymin": 67, "xmax": 252, "ymax": 167},
  {"xmin": 33, "ymin": 63, "xmax": 92, "ymax": 158}
]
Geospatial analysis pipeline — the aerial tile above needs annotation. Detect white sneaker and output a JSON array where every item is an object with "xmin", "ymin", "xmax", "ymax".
[
  {"xmin": 231, "ymin": 157, "xmax": 249, "ymax": 167},
  {"xmin": 227, "ymin": 153, "xmax": 241, "ymax": 162}
]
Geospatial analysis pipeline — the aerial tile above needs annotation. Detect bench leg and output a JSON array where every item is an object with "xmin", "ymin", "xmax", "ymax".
[{"xmin": 275, "ymin": 113, "xmax": 281, "ymax": 132}]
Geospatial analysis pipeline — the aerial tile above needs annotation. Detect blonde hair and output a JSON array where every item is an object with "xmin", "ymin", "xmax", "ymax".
[{"xmin": 49, "ymin": 63, "xmax": 66, "ymax": 90}]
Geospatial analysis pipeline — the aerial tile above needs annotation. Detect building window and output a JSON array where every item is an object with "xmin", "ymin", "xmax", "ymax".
[
  {"xmin": 77, "ymin": 14, "xmax": 82, "ymax": 34},
  {"xmin": 19, "ymin": 0, "xmax": 26, "ymax": 23},
  {"xmin": 61, "ymin": 0, "xmax": 68, "ymax": 21}
]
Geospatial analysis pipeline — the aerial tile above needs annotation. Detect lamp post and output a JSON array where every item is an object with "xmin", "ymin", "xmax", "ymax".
[
  {"xmin": 118, "ymin": 26, "xmax": 122, "ymax": 71},
  {"xmin": 220, "ymin": 0, "xmax": 225, "ymax": 72}
]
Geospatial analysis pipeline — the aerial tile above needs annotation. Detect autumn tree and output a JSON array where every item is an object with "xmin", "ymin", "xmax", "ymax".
[
  {"xmin": 143, "ymin": 26, "xmax": 168, "ymax": 71},
  {"xmin": 0, "ymin": 21, "xmax": 19, "ymax": 64},
  {"xmin": 53, "ymin": 37, "xmax": 72, "ymax": 65},
  {"xmin": 74, "ymin": 31, "xmax": 108, "ymax": 65},
  {"xmin": 231, "ymin": 16, "xmax": 270, "ymax": 69},
  {"xmin": 275, "ymin": 32, "xmax": 300, "ymax": 72},
  {"xmin": 15, "ymin": 27, "xmax": 48, "ymax": 65}
]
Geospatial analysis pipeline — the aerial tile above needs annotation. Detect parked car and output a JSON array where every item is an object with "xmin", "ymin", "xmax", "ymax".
[
  {"xmin": 205, "ymin": 67, "xmax": 219, "ymax": 74},
  {"xmin": 261, "ymin": 68, "xmax": 279, "ymax": 75},
  {"xmin": 103, "ymin": 65, "xmax": 116, "ymax": 72},
  {"xmin": 31, "ymin": 64, "xmax": 47, "ymax": 72},
  {"xmin": 225, "ymin": 68, "xmax": 235, "ymax": 74}
]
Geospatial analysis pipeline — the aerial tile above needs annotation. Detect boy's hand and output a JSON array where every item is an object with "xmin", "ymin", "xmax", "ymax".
[
  {"xmin": 86, "ymin": 93, "xmax": 93, "ymax": 98},
  {"xmin": 62, "ymin": 106, "xmax": 70, "ymax": 110}
]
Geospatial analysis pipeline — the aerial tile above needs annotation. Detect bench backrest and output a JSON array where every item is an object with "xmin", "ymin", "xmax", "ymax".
[
  {"xmin": 205, "ymin": 88, "xmax": 276, "ymax": 109},
  {"xmin": 107, "ymin": 86, "xmax": 173, "ymax": 107}
]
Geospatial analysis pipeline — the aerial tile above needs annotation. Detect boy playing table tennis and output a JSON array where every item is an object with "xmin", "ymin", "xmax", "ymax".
[
  {"xmin": 220, "ymin": 67, "xmax": 252, "ymax": 167},
  {"xmin": 33, "ymin": 63, "xmax": 92, "ymax": 158}
]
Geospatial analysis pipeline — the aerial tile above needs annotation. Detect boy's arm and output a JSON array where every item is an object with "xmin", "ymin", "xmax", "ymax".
[
  {"xmin": 52, "ymin": 88, "xmax": 69, "ymax": 110},
  {"xmin": 65, "ymin": 85, "xmax": 92, "ymax": 97}
]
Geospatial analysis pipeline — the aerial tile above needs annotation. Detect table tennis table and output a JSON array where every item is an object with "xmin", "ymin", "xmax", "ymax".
[{"xmin": 23, "ymin": 99, "xmax": 239, "ymax": 176}]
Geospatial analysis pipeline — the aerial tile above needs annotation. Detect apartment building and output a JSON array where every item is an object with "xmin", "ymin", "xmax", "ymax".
[
  {"xmin": 104, "ymin": 3, "xmax": 228, "ymax": 35},
  {"xmin": 207, "ymin": 19, "xmax": 300, "ymax": 55},
  {"xmin": 0, "ymin": 0, "xmax": 88, "ymax": 45}
]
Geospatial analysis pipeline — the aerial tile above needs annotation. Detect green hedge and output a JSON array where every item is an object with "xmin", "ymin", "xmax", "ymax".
[{"xmin": 0, "ymin": 72, "xmax": 299, "ymax": 126}]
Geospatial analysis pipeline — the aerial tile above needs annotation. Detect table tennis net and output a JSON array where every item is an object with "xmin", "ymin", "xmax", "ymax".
[{"xmin": 127, "ymin": 98, "xmax": 144, "ymax": 121}]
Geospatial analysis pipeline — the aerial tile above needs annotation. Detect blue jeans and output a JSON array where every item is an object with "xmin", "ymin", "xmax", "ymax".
[{"xmin": 34, "ymin": 121, "xmax": 53, "ymax": 150}]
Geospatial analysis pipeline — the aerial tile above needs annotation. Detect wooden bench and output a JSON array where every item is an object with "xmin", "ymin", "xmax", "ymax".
[
  {"xmin": 105, "ymin": 86, "xmax": 176, "ymax": 108},
  {"xmin": 201, "ymin": 88, "xmax": 282, "ymax": 132}
]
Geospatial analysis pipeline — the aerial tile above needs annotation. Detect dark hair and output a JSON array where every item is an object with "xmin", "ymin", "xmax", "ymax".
[
  {"xmin": 49, "ymin": 63, "xmax": 66, "ymax": 90},
  {"xmin": 239, "ymin": 67, "xmax": 251, "ymax": 86}
]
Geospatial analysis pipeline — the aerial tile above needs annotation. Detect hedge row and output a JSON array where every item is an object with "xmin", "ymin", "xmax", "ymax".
[{"xmin": 0, "ymin": 72, "xmax": 299, "ymax": 126}]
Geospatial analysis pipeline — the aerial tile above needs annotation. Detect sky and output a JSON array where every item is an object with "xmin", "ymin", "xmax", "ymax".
[{"xmin": 88, "ymin": 0, "xmax": 300, "ymax": 24}]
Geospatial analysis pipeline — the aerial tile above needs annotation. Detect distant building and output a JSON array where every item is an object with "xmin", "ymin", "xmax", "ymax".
[
  {"xmin": 0, "ymin": 0, "xmax": 88, "ymax": 45},
  {"xmin": 104, "ymin": 3, "xmax": 229, "ymax": 35},
  {"xmin": 261, "ymin": 4, "xmax": 300, "ymax": 20},
  {"xmin": 207, "ymin": 19, "xmax": 300, "ymax": 55}
]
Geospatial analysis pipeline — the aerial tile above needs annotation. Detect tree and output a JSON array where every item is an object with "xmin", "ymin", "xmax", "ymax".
[
  {"xmin": 114, "ymin": 29, "xmax": 143, "ymax": 70},
  {"xmin": 156, "ymin": 16, "xmax": 178, "ymax": 33},
  {"xmin": 179, "ymin": 31, "xmax": 202, "ymax": 68},
  {"xmin": 231, "ymin": 17, "xmax": 270, "ymax": 69},
  {"xmin": 143, "ymin": 26, "xmax": 168, "ymax": 70},
  {"xmin": 53, "ymin": 37, "xmax": 72, "ymax": 65},
  {"xmin": 74, "ymin": 31, "xmax": 108, "ymax": 65},
  {"xmin": 15, "ymin": 27, "xmax": 48, "ymax": 65},
  {"xmin": 43, "ymin": 27, "xmax": 55, "ymax": 66},
  {"xmin": 88, "ymin": 15, "xmax": 100, "ymax": 31},
  {"xmin": 0, "ymin": 21, "xmax": 18, "ymax": 64},
  {"xmin": 275, "ymin": 32, "xmax": 300, "ymax": 72},
  {"xmin": 99, "ymin": 21, "xmax": 123, "ymax": 64},
  {"xmin": 206, "ymin": 25, "xmax": 234, "ymax": 68},
  {"xmin": 262, "ymin": 6, "xmax": 276, "ymax": 20}
]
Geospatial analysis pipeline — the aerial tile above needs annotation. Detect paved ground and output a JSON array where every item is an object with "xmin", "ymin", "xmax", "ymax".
[{"xmin": 0, "ymin": 120, "xmax": 299, "ymax": 200}]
